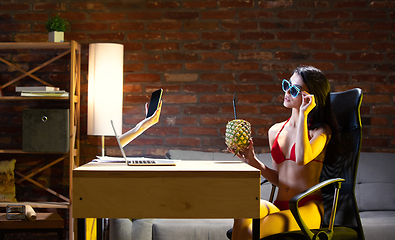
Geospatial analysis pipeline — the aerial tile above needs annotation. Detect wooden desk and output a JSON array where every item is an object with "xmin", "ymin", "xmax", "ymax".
[{"xmin": 73, "ymin": 161, "xmax": 261, "ymax": 239}]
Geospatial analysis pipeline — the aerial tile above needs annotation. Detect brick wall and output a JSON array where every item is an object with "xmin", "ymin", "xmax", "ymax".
[{"xmin": 1, "ymin": 0, "xmax": 394, "ymax": 164}]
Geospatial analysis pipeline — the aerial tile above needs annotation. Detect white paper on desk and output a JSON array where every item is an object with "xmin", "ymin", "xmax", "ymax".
[{"xmin": 92, "ymin": 156, "xmax": 125, "ymax": 163}]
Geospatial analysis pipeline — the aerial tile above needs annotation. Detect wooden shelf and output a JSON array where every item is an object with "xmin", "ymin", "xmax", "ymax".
[
  {"xmin": 0, "ymin": 42, "xmax": 71, "ymax": 50},
  {"xmin": 0, "ymin": 202, "xmax": 69, "ymax": 209},
  {"xmin": 0, "ymin": 96, "xmax": 69, "ymax": 100}
]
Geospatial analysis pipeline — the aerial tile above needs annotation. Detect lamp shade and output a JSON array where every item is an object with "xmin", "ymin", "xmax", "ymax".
[{"xmin": 88, "ymin": 43, "xmax": 124, "ymax": 136}]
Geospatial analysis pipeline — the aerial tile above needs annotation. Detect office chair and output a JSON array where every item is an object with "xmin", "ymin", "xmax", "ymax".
[{"xmin": 228, "ymin": 88, "xmax": 364, "ymax": 240}]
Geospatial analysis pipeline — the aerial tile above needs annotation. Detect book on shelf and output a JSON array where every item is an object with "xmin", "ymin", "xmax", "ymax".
[
  {"xmin": 21, "ymin": 91, "xmax": 69, "ymax": 97},
  {"xmin": 15, "ymin": 86, "xmax": 60, "ymax": 92}
]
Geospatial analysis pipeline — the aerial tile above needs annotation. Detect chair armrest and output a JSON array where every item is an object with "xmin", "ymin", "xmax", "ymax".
[{"xmin": 289, "ymin": 178, "xmax": 345, "ymax": 240}]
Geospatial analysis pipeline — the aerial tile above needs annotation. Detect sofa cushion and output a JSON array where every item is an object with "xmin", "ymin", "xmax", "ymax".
[
  {"xmin": 356, "ymin": 153, "xmax": 395, "ymax": 211},
  {"xmin": 152, "ymin": 219, "xmax": 233, "ymax": 240},
  {"xmin": 359, "ymin": 211, "xmax": 395, "ymax": 240}
]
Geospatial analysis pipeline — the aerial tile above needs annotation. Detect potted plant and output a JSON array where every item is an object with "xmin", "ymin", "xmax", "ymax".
[{"xmin": 45, "ymin": 14, "xmax": 69, "ymax": 42}]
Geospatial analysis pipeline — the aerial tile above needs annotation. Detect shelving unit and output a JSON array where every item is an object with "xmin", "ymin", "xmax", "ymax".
[{"xmin": 0, "ymin": 41, "xmax": 81, "ymax": 239}]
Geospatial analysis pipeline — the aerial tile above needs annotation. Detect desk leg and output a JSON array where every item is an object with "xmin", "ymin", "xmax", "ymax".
[
  {"xmin": 252, "ymin": 218, "xmax": 260, "ymax": 240},
  {"xmin": 77, "ymin": 218, "xmax": 86, "ymax": 240}
]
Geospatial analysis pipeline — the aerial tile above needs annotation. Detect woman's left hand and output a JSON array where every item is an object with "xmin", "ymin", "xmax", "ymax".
[{"xmin": 300, "ymin": 92, "xmax": 316, "ymax": 116}]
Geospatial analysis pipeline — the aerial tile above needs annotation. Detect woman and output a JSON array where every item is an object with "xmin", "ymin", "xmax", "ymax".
[{"xmin": 229, "ymin": 66, "xmax": 338, "ymax": 239}]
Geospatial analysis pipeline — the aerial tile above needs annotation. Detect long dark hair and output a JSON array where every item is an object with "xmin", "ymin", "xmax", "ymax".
[{"xmin": 292, "ymin": 66, "xmax": 339, "ymax": 136}]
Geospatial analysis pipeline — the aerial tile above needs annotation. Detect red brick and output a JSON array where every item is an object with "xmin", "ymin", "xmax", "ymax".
[
  {"xmin": 202, "ymin": 32, "xmax": 237, "ymax": 41},
  {"xmin": 338, "ymin": 22, "xmax": 370, "ymax": 30},
  {"xmin": 184, "ymin": 42, "xmax": 218, "ymax": 50},
  {"xmin": 201, "ymin": 73, "xmax": 235, "ymax": 82},
  {"xmin": 370, "ymin": 127, "xmax": 395, "ymax": 136},
  {"xmin": 220, "ymin": 0, "xmax": 254, "ymax": 8},
  {"xmin": 221, "ymin": 84, "xmax": 256, "ymax": 93},
  {"xmin": 14, "ymin": 33, "xmax": 47, "ymax": 42},
  {"xmin": 71, "ymin": 3, "xmax": 105, "ymax": 9},
  {"xmin": 145, "ymin": 43, "xmax": 179, "ymax": 50},
  {"xmin": 124, "ymin": 74, "xmax": 160, "ymax": 83},
  {"xmin": 362, "ymin": 138, "xmax": 388, "ymax": 147},
  {"xmin": 91, "ymin": 13, "xmax": 125, "ymax": 21},
  {"xmin": 300, "ymin": 22, "xmax": 333, "ymax": 29},
  {"xmin": 72, "ymin": 23, "xmax": 108, "ymax": 31},
  {"xmin": 184, "ymin": 106, "xmax": 219, "ymax": 115},
  {"xmin": 387, "ymin": 53, "xmax": 395, "ymax": 61},
  {"xmin": 201, "ymin": 11, "xmax": 237, "ymax": 19},
  {"xmin": 239, "ymin": 73, "xmax": 273, "ymax": 82},
  {"xmin": 338, "ymin": 63, "xmax": 371, "ymax": 71},
  {"xmin": 365, "ymin": 94, "xmax": 392, "ymax": 103},
  {"xmin": 65, "ymin": 32, "xmax": 86, "ymax": 42},
  {"xmin": 146, "ymin": 1, "xmax": 180, "ymax": 9},
  {"xmin": 240, "ymin": 32, "xmax": 275, "ymax": 40},
  {"xmin": 315, "ymin": 11, "xmax": 350, "ymax": 19},
  {"xmin": 165, "ymin": 32, "xmax": 199, "ymax": 40},
  {"xmin": 185, "ymin": 63, "xmax": 221, "ymax": 70},
  {"xmin": 123, "ymin": 43, "xmax": 144, "ymax": 51},
  {"xmin": 275, "ymin": 52, "xmax": 309, "ymax": 60},
  {"xmin": 200, "ymin": 116, "xmax": 230, "ymax": 125},
  {"xmin": 145, "ymin": 127, "xmax": 179, "ymax": 136},
  {"xmin": 146, "ymin": 85, "xmax": 181, "ymax": 93},
  {"xmin": 123, "ymin": 84, "xmax": 143, "ymax": 93},
  {"xmin": 326, "ymin": 74, "xmax": 350, "ymax": 82},
  {"xmin": 370, "ymin": 1, "xmax": 395, "ymax": 8},
  {"xmin": 300, "ymin": 62, "xmax": 335, "ymax": 71},
  {"xmin": 124, "ymin": 95, "xmax": 151, "ymax": 104},
  {"xmin": 353, "ymin": 11, "xmax": 387, "ymax": 19},
  {"xmin": 238, "ymin": 94, "xmax": 272, "ymax": 103},
  {"xmin": 260, "ymin": 105, "xmax": 289, "ymax": 114},
  {"xmin": 238, "ymin": 52, "xmax": 272, "ymax": 60},
  {"xmin": 163, "ymin": 95, "xmax": 198, "ymax": 104},
  {"xmin": 297, "ymin": 1, "xmax": 329, "ymax": 8},
  {"xmin": 14, "ymin": 13, "xmax": 48, "ymax": 21},
  {"xmin": 224, "ymin": 62, "xmax": 260, "ymax": 70},
  {"xmin": 222, "ymin": 21, "xmax": 258, "ymax": 30},
  {"xmin": 183, "ymin": 1, "xmax": 217, "ymax": 8},
  {"xmin": 110, "ymin": 22, "xmax": 144, "ymax": 31},
  {"xmin": 261, "ymin": 42, "xmax": 292, "ymax": 49},
  {"xmin": 222, "ymin": 42, "xmax": 256, "ymax": 50},
  {"xmin": 0, "ymin": 3, "xmax": 29, "ymax": 11},
  {"xmin": 261, "ymin": 63, "xmax": 298, "ymax": 72},
  {"xmin": 313, "ymin": 52, "xmax": 347, "ymax": 61},
  {"xmin": 127, "ymin": 33, "xmax": 161, "ymax": 40},
  {"xmin": 297, "ymin": 42, "xmax": 331, "ymax": 50},
  {"xmin": 163, "ymin": 52, "xmax": 198, "ymax": 61},
  {"xmin": 164, "ymin": 12, "xmax": 199, "ymax": 20},
  {"xmin": 33, "ymin": 3, "xmax": 65, "ymax": 11},
  {"xmin": 374, "ymin": 64, "xmax": 395, "ymax": 72},
  {"xmin": 239, "ymin": 11, "xmax": 273, "ymax": 19},
  {"xmin": 166, "ymin": 137, "xmax": 200, "ymax": 146},
  {"xmin": 174, "ymin": 117, "xmax": 198, "ymax": 125},
  {"xmin": 12, "ymin": 53, "xmax": 47, "ymax": 62},
  {"xmin": 124, "ymin": 64, "xmax": 144, "ymax": 72},
  {"xmin": 127, "ymin": 12, "xmax": 162, "ymax": 20},
  {"xmin": 58, "ymin": 12, "xmax": 86, "ymax": 21},
  {"xmin": 89, "ymin": 33, "xmax": 124, "ymax": 40},
  {"xmin": 184, "ymin": 22, "xmax": 218, "ymax": 30},
  {"xmin": 375, "ymin": 84, "xmax": 395, "ymax": 93},
  {"xmin": 259, "ymin": 1, "xmax": 293, "ymax": 9},
  {"xmin": 373, "ymin": 22, "xmax": 395, "ymax": 31},
  {"xmin": 352, "ymin": 74, "xmax": 385, "ymax": 83},
  {"xmin": 350, "ymin": 53, "xmax": 384, "ymax": 61},
  {"xmin": 315, "ymin": 32, "xmax": 349, "ymax": 40},
  {"xmin": 148, "ymin": 63, "xmax": 182, "ymax": 71},
  {"xmin": 182, "ymin": 126, "xmax": 218, "ymax": 136},
  {"xmin": 200, "ymin": 95, "xmax": 233, "ymax": 103},
  {"xmin": 0, "ymin": 23, "xmax": 30, "ymax": 32},
  {"xmin": 334, "ymin": 1, "xmax": 366, "ymax": 8},
  {"xmin": 277, "ymin": 32, "xmax": 311, "ymax": 40},
  {"xmin": 147, "ymin": 22, "xmax": 182, "ymax": 30},
  {"xmin": 334, "ymin": 42, "xmax": 369, "ymax": 51},
  {"xmin": 184, "ymin": 84, "xmax": 218, "ymax": 93},
  {"xmin": 278, "ymin": 11, "xmax": 310, "ymax": 19},
  {"xmin": 354, "ymin": 32, "xmax": 388, "ymax": 40},
  {"xmin": 126, "ymin": 53, "xmax": 160, "ymax": 61},
  {"xmin": 222, "ymin": 105, "xmax": 258, "ymax": 114},
  {"xmin": 201, "ymin": 52, "xmax": 235, "ymax": 60},
  {"xmin": 372, "ymin": 105, "xmax": 395, "ymax": 115}
]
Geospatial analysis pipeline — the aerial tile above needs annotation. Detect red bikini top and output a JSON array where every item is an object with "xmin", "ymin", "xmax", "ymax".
[{"xmin": 271, "ymin": 119, "xmax": 323, "ymax": 165}]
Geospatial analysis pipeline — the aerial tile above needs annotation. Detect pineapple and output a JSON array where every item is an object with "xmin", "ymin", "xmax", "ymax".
[{"xmin": 225, "ymin": 119, "xmax": 251, "ymax": 155}]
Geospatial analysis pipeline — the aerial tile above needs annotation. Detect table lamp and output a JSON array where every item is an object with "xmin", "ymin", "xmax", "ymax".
[{"xmin": 87, "ymin": 43, "xmax": 124, "ymax": 157}]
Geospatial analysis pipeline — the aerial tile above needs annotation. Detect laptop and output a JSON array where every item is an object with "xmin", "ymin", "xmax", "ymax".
[{"xmin": 110, "ymin": 120, "xmax": 176, "ymax": 166}]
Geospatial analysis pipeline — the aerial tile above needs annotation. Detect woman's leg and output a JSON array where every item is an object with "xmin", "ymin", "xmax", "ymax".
[
  {"xmin": 232, "ymin": 200, "xmax": 322, "ymax": 240},
  {"xmin": 232, "ymin": 200, "xmax": 279, "ymax": 240},
  {"xmin": 259, "ymin": 200, "xmax": 323, "ymax": 238}
]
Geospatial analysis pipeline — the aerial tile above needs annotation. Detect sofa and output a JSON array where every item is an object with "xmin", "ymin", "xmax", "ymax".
[{"xmin": 108, "ymin": 151, "xmax": 395, "ymax": 240}]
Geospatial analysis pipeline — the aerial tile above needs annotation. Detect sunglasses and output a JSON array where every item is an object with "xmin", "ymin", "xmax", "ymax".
[{"xmin": 282, "ymin": 79, "xmax": 302, "ymax": 98}]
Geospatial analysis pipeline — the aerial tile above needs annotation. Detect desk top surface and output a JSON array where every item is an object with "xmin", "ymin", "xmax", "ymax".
[{"xmin": 73, "ymin": 160, "xmax": 261, "ymax": 178}]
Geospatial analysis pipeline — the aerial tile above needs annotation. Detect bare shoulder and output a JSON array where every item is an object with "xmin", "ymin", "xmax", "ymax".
[{"xmin": 268, "ymin": 121, "xmax": 287, "ymax": 147}]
